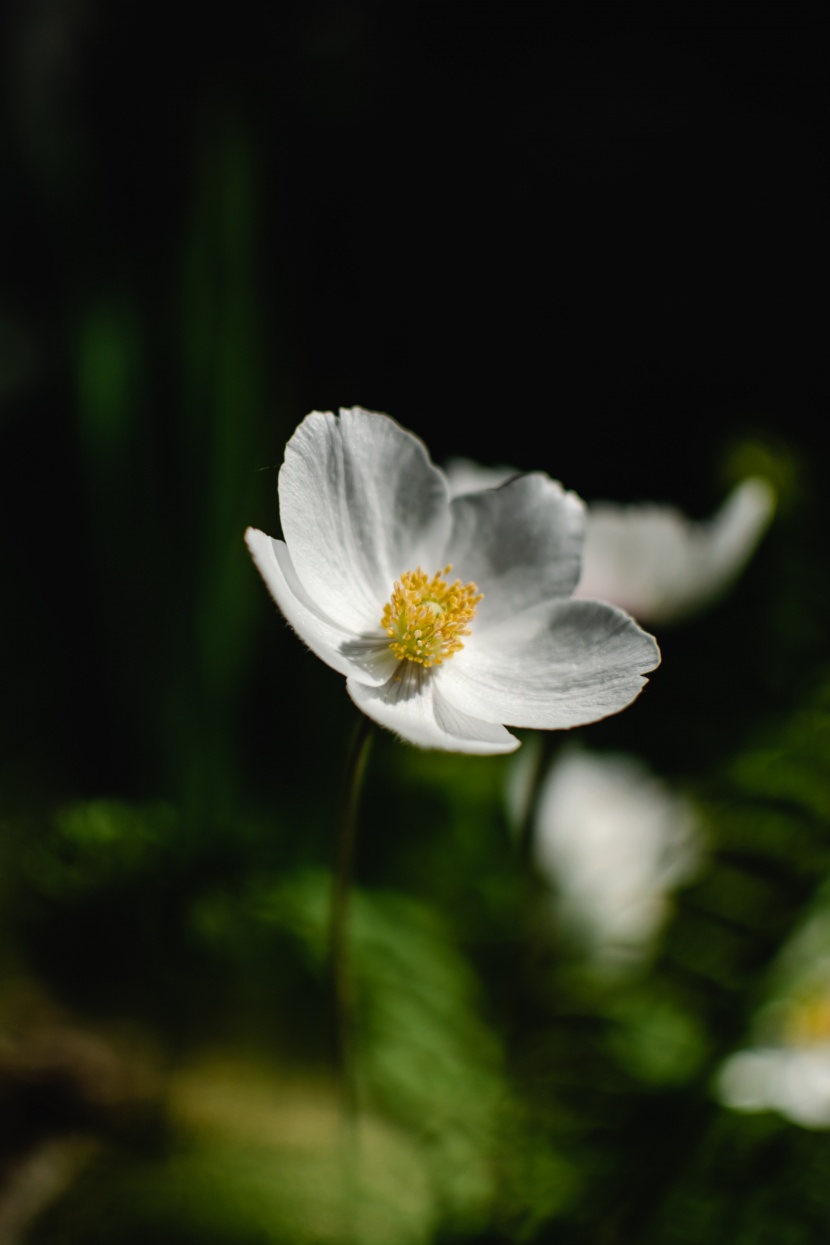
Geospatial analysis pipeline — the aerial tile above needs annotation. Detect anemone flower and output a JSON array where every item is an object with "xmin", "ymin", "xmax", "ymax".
[
  {"xmin": 533, "ymin": 747, "xmax": 701, "ymax": 968},
  {"xmin": 718, "ymin": 910, "xmax": 830, "ymax": 1129},
  {"xmin": 445, "ymin": 460, "xmax": 775, "ymax": 626},
  {"xmin": 718, "ymin": 988, "xmax": 830, "ymax": 1129},
  {"xmin": 245, "ymin": 408, "xmax": 659, "ymax": 754}
]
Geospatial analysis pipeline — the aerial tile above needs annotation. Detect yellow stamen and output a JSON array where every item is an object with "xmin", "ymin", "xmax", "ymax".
[
  {"xmin": 784, "ymin": 992, "xmax": 830, "ymax": 1046},
  {"xmin": 381, "ymin": 565, "xmax": 482, "ymax": 667}
]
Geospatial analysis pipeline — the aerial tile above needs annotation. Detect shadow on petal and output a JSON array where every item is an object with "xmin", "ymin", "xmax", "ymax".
[{"xmin": 339, "ymin": 636, "xmax": 401, "ymax": 683}]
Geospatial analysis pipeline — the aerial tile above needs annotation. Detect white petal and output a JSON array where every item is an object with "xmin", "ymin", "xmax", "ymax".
[
  {"xmin": 718, "ymin": 1049, "xmax": 783, "ymax": 1113},
  {"xmin": 245, "ymin": 528, "xmax": 395, "ymax": 684},
  {"xmin": 575, "ymin": 478, "xmax": 776, "ymax": 624},
  {"xmin": 533, "ymin": 748, "xmax": 701, "ymax": 960},
  {"xmin": 776, "ymin": 1049, "xmax": 830, "ymax": 1128},
  {"xmin": 445, "ymin": 474, "xmax": 586, "ymax": 629},
  {"xmin": 444, "ymin": 457, "xmax": 519, "ymax": 498},
  {"xmin": 347, "ymin": 666, "xmax": 520, "ymax": 755},
  {"xmin": 439, "ymin": 599, "xmax": 659, "ymax": 729},
  {"xmin": 718, "ymin": 1047, "xmax": 830, "ymax": 1128},
  {"xmin": 279, "ymin": 408, "xmax": 451, "ymax": 633}
]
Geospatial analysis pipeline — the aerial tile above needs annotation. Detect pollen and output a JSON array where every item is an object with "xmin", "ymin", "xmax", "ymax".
[
  {"xmin": 784, "ymin": 993, "xmax": 830, "ymax": 1046},
  {"xmin": 381, "ymin": 565, "xmax": 482, "ymax": 667}
]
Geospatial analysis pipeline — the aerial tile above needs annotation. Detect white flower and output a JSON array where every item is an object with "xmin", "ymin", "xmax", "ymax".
[
  {"xmin": 533, "ymin": 747, "xmax": 701, "ymax": 967},
  {"xmin": 245, "ymin": 408, "xmax": 659, "ymax": 755},
  {"xmin": 718, "ymin": 993, "xmax": 830, "ymax": 1129},
  {"xmin": 446, "ymin": 460, "xmax": 775, "ymax": 625},
  {"xmin": 718, "ymin": 912, "xmax": 830, "ymax": 1129},
  {"xmin": 574, "ymin": 481, "xmax": 775, "ymax": 624},
  {"xmin": 718, "ymin": 1044, "xmax": 830, "ymax": 1130}
]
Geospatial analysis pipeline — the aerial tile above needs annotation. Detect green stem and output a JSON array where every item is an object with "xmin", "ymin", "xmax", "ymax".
[
  {"xmin": 516, "ymin": 730, "xmax": 559, "ymax": 863},
  {"xmin": 328, "ymin": 714, "xmax": 374, "ymax": 1119}
]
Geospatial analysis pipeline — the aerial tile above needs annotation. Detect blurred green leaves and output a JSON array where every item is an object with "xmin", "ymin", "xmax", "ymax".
[
  {"xmin": 259, "ymin": 871, "xmax": 505, "ymax": 1234},
  {"xmin": 63, "ymin": 112, "xmax": 280, "ymax": 820},
  {"xmin": 75, "ymin": 300, "xmax": 142, "ymax": 475},
  {"xmin": 6, "ymin": 644, "xmax": 830, "ymax": 1243},
  {"xmin": 26, "ymin": 800, "xmax": 177, "ymax": 898}
]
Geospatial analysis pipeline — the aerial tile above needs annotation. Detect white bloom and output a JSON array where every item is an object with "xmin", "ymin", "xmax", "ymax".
[
  {"xmin": 575, "ymin": 481, "xmax": 775, "ymax": 624},
  {"xmin": 718, "ymin": 914, "xmax": 830, "ymax": 1129},
  {"xmin": 533, "ymin": 748, "xmax": 701, "ymax": 967},
  {"xmin": 446, "ymin": 460, "xmax": 775, "ymax": 625},
  {"xmin": 718, "ymin": 1044, "xmax": 830, "ymax": 1129},
  {"xmin": 246, "ymin": 409, "xmax": 659, "ymax": 755},
  {"xmin": 718, "ymin": 989, "xmax": 830, "ymax": 1129}
]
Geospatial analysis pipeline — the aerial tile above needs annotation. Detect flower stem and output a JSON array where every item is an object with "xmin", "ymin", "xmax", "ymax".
[
  {"xmin": 328, "ymin": 714, "xmax": 373, "ymax": 1119},
  {"xmin": 516, "ymin": 731, "xmax": 559, "ymax": 863}
]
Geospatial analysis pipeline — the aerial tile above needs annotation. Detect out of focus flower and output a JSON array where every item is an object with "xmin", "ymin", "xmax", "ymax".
[
  {"xmin": 446, "ymin": 460, "xmax": 775, "ymax": 625},
  {"xmin": 718, "ymin": 991, "xmax": 830, "ymax": 1129},
  {"xmin": 246, "ymin": 408, "xmax": 659, "ymax": 754},
  {"xmin": 573, "ymin": 480, "xmax": 775, "ymax": 624},
  {"xmin": 718, "ymin": 909, "xmax": 830, "ymax": 1128},
  {"xmin": 533, "ymin": 748, "xmax": 701, "ymax": 969}
]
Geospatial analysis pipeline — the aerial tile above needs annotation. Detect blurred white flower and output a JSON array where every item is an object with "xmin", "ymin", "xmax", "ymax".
[
  {"xmin": 574, "ymin": 481, "xmax": 775, "ymax": 624},
  {"xmin": 246, "ymin": 409, "xmax": 659, "ymax": 754},
  {"xmin": 718, "ymin": 911, "xmax": 830, "ymax": 1129},
  {"xmin": 445, "ymin": 459, "xmax": 775, "ymax": 625},
  {"xmin": 718, "ymin": 992, "xmax": 830, "ymax": 1129},
  {"xmin": 533, "ymin": 748, "xmax": 701, "ymax": 969}
]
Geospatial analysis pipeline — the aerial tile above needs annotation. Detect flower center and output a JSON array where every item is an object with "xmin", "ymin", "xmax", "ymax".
[
  {"xmin": 785, "ymin": 993, "xmax": 830, "ymax": 1046},
  {"xmin": 381, "ymin": 565, "xmax": 482, "ymax": 667}
]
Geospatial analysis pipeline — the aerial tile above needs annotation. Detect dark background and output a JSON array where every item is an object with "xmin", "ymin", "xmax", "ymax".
[{"xmin": 2, "ymin": 7, "xmax": 827, "ymax": 809}]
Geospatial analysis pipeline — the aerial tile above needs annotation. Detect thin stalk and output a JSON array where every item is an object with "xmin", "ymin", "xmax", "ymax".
[
  {"xmin": 328, "ymin": 714, "xmax": 374, "ymax": 1119},
  {"xmin": 516, "ymin": 730, "xmax": 559, "ymax": 863},
  {"xmin": 509, "ymin": 731, "xmax": 561, "ymax": 1046}
]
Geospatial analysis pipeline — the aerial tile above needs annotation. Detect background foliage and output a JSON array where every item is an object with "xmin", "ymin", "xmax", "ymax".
[{"xmin": 1, "ymin": 7, "xmax": 829, "ymax": 1241}]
